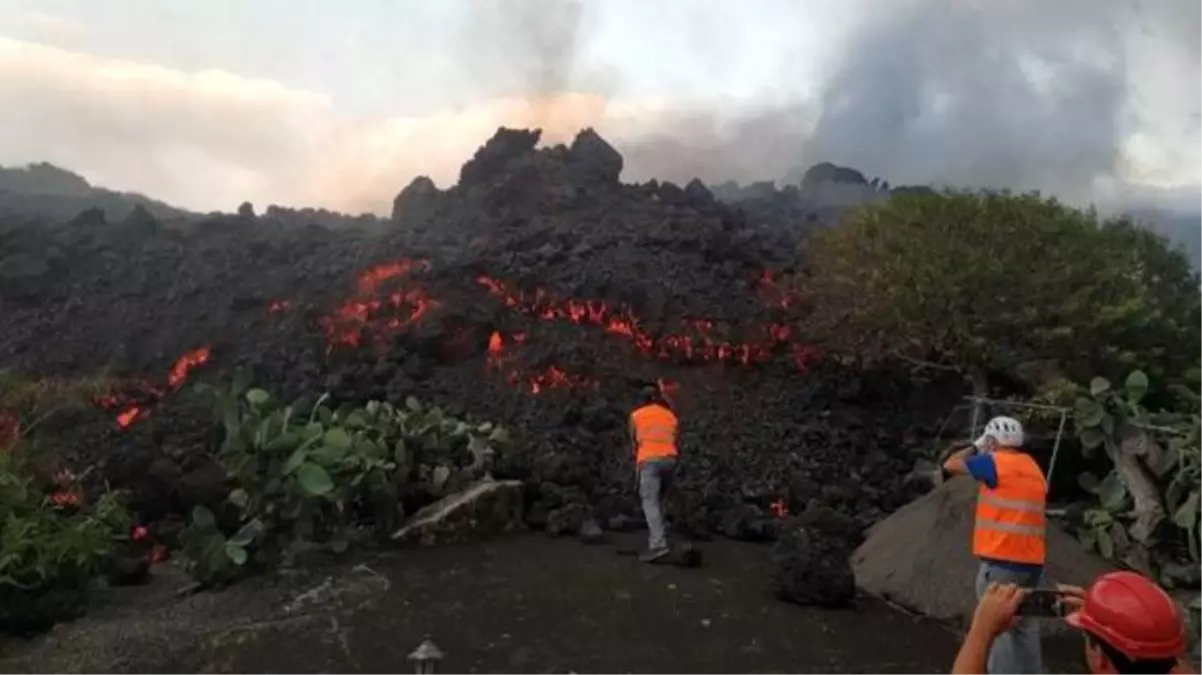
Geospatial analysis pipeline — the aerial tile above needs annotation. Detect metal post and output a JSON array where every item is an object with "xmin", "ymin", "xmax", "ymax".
[
  {"xmin": 1045, "ymin": 409, "xmax": 1068, "ymax": 495},
  {"xmin": 968, "ymin": 398, "xmax": 983, "ymax": 442}
]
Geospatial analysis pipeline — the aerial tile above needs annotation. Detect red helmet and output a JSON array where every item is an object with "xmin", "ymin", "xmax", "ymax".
[{"xmin": 1064, "ymin": 571, "xmax": 1187, "ymax": 660}]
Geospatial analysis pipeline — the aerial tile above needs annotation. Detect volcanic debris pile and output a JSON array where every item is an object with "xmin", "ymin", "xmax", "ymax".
[{"xmin": 0, "ymin": 127, "xmax": 953, "ymax": 541}]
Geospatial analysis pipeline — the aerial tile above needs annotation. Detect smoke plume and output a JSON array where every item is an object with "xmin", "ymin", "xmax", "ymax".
[{"xmin": 0, "ymin": 0, "xmax": 1196, "ymax": 213}]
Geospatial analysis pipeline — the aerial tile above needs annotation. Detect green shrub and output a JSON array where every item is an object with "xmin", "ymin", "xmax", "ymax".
[
  {"xmin": 0, "ymin": 451, "xmax": 130, "ymax": 634},
  {"xmin": 804, "ymin": 190, "xmax": 1200, "ymax": 394},
  {"xmin": 182, "ymin": 373, "xmax": 509, "ymax": 586}
]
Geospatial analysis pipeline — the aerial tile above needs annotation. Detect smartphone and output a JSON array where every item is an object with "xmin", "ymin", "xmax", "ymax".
[{"xmin": 1018, "ymin": 589, "xmax": 1066, "ymax": 617}]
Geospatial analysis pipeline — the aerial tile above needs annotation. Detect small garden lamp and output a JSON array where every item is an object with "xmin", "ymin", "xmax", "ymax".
[{"xmin": 408, "ymin": 636, "xmax": 444, "ymax": 674}]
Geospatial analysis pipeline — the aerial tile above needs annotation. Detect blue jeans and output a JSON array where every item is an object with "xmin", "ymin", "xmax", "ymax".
[
  {"xmin": 976, "ymin": 561, "xmax": 1044, "ymax": 674},
  {"xmin": 638, "ymin": 457, "xmax": 676, "ymax": 551}
]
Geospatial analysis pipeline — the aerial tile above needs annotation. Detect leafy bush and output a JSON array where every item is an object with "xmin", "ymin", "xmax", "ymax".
[
  {"xmin": 182, "ymin": 373, "xmax": 509, "ymax": 586},
  {"xmin": 803, "ymin": 190, "xmax": 1200, "ymax": 394},
  {"xmin": 1072, "ymin": 372, "xmax": 1152, "ymax": 558},
  {"xmin": 0, "ymin": 450, "xmax": 130, "ymax": 634}
]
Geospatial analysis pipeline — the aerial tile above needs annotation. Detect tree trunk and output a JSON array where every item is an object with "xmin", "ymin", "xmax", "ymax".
[{"xmin": 1113, "ymin": 425, "xmax": 1166, "ymax": 549}]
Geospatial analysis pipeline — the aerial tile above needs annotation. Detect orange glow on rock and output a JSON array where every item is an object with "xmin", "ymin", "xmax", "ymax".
[
  {"xmin": 96, "ymin": 345, "xmax": 212, "ymax": 429},
  {"xmin": 91, "ymin": 264, "xmax": 819, "ymax": 423},
  {"xmin": 474, "ymin": 274, "xmax": 816, "ymax": 368},
  {"xmin": 319, "ymin": 259, "xmax": 438, "ymax": 351}
]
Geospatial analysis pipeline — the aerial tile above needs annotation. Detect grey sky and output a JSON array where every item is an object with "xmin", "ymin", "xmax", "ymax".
[
  {"xmin": 0, "ymin": 0, "xmax": 1197, "ymax": 214},
  {"xmin": 0, "ymin": 0, "xmax": 845, "ymax": 112}
]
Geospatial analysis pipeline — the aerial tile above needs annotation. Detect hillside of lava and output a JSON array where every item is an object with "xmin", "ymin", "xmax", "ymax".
[{"xmin": 0, "ymin": 126, "xmax": 956, "ymax": 539}]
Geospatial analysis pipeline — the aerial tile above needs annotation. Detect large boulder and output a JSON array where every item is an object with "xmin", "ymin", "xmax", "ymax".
[
  {"xmin": 852, "ymin": 477, "xmax": 1114, "ymax": 630},
  {"xmin": 391, "ymin": 175, "xmax": 442, "ymax": 225},
  {"xmin": 457, "ymin": 127, "xmax": 540, "ymax": 188},
  {"xmin": 771, "ymin": 504, "xmax": 859, "ymax": 608},
  {"xmin": 567, "ymin": 128, "xmax": 623, "ymax": 184},
  {"xmin": 392, "ymin": 479, "xmax": 525, "ymax": 546}
]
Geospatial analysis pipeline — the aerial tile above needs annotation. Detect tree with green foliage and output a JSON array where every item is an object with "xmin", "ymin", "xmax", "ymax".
[{"xmin": 801, "ymin": 190, "xmax": 1200, "ymax": 395}]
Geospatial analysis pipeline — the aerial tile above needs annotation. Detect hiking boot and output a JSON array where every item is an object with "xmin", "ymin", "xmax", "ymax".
[{"xmin": 638, "ymin": 547, "xmax": 670, "ymax": 563}]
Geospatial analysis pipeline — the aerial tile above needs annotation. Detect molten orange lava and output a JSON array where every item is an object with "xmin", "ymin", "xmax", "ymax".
[
  {"xmin": 167, "ymin": 347, "xmax": 211, "ymax": 389},
  {"xmin": 91, "ymin": 261, "xmax": 817, "ymax": 425},
  {"xmin": 319, "ymin": 259, "xmax": 438, "ymax": 350},
  {"xmin": 475, "ymin": 275, "xmax": 814, "ymax": 368},
  {"xmin": 96, "ymin": 346, "xmax": 213, "ymax": 429},
  {"xmin": 486, "ymin": 330, "xmax": 595, "ymax": 394},
  {"xmin": 487, "ymin": 330, "xmax": 504, "ymax": 357}
]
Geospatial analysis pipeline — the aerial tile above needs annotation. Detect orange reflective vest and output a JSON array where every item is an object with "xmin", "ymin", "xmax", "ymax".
[
  {"xmin": 631, "ymin": 404, "xmax": 678, "ymax": 464},
  {"xmin": 973, "ymin": 449, "xmax": 1048, "ymax": 565}
]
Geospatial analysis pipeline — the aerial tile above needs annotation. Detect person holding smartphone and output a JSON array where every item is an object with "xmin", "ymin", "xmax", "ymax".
[
  {"xmin": 953, "ymin": 572, "xmax": 1194, "ymax": 674},
  {"xmin": 944, "ymin": 416, "xmax": 1048, "ymax": 674}
]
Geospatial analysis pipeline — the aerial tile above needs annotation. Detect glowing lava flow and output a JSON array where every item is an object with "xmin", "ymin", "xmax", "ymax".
[
  {"xmin": 95, "ymin": 346, "xmax": 212, "ymax": 428},
  {"xmin": 54, "ymin": 249, "xmax": 829, "ymax": 437},
  {"xmin": 88, "ymin": 261, "xmax": 816, "ymax": 426},
  {"xmin": 318, "ymin": 259, "xmax": 437, "ymax": 351},
  {"xmin": 486, "ymin": 330, "xmax": 595, "ymax": 395},
  {"xmin": 476, "ymin": 275, "xmax": 820, "ymax": 369}
]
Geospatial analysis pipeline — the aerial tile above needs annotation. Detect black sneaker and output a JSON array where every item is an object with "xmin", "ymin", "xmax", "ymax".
[{"xmin": 638, "ymin": 547, "xmax": 670, "ymax": 563}]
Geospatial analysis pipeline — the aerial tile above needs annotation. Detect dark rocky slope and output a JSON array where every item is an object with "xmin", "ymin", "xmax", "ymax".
[{"xmin": 0, "ymin": 128, "xmax": 958, "ymax": 541}]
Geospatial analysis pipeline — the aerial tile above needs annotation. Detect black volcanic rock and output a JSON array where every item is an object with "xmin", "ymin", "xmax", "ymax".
[
  {"xmin": 0, "ymin": 126, "xmax": 959, "ymax": 554},
  {"xmin": 459, "ymin": 127, "xmax": 541, "ymax": 188},
  {"xmin": 567, "ymin": 128, "xmax": 623, "ymax": 184},
  {"xmin": 392, "ymin": 175, "xmax": 442, "ymax": 225}
]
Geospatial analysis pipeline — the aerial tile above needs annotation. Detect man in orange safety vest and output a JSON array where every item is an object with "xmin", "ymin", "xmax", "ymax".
[
  {"xmin": 944, "ymin": 415, "xmax": 1048, "ymax": 674},
  {"xmin": 630, "ymin": 385, "xmax": 679, "ymax": 563}
]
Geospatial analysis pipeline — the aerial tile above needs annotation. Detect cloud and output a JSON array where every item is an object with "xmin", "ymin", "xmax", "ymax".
[
  {"xmin": 14, "ymin": 10, "xmax": 83, "ymax": 46},
  {"xmin": 0, "ymin": 37, "xmax": 331, "ymax": 210},
  {"xmin": 0, "ymin": 37, "xmax": 675, "ymax": 213}
]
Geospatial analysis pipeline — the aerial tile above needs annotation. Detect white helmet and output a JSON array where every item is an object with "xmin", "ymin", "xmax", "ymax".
[{"xmin": 975, "ymin": 416, "xmax": 1024, "ymax": 449}]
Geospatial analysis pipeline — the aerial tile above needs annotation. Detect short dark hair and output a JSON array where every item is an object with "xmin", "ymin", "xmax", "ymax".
[
  {"xmin": 1086, "ymin": 633, "xmax": 1176, "ymax": 674},
  {"xmin": 635, "ymin": 385, "xmax": 667, "ymax": 408}
]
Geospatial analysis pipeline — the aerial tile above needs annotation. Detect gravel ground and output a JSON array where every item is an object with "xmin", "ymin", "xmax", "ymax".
[{"xmin": 0, "ymin": 533, "xmax": 1086, "ymax": 674}]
